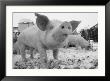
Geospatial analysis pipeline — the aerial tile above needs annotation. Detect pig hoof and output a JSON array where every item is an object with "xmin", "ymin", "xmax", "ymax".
[
  {"xmin": 48, "ymin": 59, "xmax": 61, "ymax": 69},
  {"xmin": 30, "ymin": 56, "xmax": 34, "ymax": 59},
  {"xmin": 22, "ymin": 58, "xmax": 28, "ymax": 62},
  {"xmin": 40, "ymin": 64, "xmax": 49, "ymax": 69}
]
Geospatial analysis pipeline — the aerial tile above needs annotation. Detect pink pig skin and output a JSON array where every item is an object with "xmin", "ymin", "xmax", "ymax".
[
  {"xmin": 63, "ymin": 35, "xmax": 91, "ymax": 50},
  {"xmin": 17, "ymin": 13, "xmax": 81, "ymax": 69}
]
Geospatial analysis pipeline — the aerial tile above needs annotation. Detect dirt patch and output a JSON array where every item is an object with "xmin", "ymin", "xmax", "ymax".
[{"xmin": 13, "ymin": 44, "xmax": 98, "ymax": 69}]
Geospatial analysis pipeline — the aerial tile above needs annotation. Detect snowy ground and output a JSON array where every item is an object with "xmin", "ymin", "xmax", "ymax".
[{"xmin": 13, "ymin": 42, "xmax": 98, "ymax": 69}]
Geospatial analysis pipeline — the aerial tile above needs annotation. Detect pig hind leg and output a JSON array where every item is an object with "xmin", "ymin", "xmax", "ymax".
[{"xmin": 19, "ymin": 43, "xmax": 27, "ymax": 62}]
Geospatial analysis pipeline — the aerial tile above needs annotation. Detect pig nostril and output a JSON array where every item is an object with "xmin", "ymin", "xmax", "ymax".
[
  {"xmin": 68, "ymin": 27, "xmax": 71, "ymax": 29},
  {"xmin": 61, "ymin": 26, "xmax": 64, "ymax": 29}
]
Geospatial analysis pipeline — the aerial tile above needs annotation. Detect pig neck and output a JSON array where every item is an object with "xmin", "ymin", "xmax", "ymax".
[
  {"xmin": 42, "ymin": 28, "xmax": 68, "ymax": 49},
  {"xmin": 51, "ymin": 29, "xmax": 68, "ymax": 44}
]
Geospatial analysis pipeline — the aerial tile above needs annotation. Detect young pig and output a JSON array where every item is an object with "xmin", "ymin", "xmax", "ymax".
[
  {"xmin": 17, "ymin": 13, "xmax": 81, "ymax": 68},
  {"xmin": 62, "ymin": 35, "xmax": 91, "ymax": 50},
  {"xmin": 13, "ymin": 41, "xmax": 20, "ymax": 54},
  {"xmin": 13, "ymin": 41, "xmax": 36, "ymax": 59}
]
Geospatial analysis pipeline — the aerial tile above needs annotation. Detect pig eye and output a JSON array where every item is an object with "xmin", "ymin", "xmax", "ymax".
[{"xmin": 61, "ymin": 26, "xmax": 64, "ymax": 29}]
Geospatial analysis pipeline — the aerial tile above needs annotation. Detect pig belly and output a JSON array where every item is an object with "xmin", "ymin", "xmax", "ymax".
[
  {"xmin": 46, "ymin": 43, "xmax": 60, "ymax": 49},
  {"xmin": 45, "ymin": 39, "xmax": 61, "ymax": 49},
  {"xmin": 79, "ymin": 40, "xmax": 89, "ymax": 48}
]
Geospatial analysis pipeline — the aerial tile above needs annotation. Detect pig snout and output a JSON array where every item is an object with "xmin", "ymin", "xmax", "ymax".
[{"xmin": 60, "ymin": 21, "xmax": 73, "ymax": 35}]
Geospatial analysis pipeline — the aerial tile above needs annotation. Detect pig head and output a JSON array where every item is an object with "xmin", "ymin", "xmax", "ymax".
[{"xmin": 17, "ymin": 13, "xmax": 81, "ymax": 69}]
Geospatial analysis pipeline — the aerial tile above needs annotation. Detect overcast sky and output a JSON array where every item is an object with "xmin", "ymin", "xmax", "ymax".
[{"xmin": 13, "ymin": 13, "xmax": 97, "ymax": 32}]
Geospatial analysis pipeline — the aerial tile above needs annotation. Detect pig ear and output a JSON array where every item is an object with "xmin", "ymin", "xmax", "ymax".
[
  {"xmin": 70, "ymin": 20, "xmax": 81, "ymax": 31},
  {"xmin": 35, "ymin": 13, "xmax": 49, "ymax": 31}
]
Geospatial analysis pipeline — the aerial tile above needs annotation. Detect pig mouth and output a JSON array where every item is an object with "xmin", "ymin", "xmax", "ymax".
[{"xmin": 63, "ymin": 34, "xmax": 68, "ymax": 37}]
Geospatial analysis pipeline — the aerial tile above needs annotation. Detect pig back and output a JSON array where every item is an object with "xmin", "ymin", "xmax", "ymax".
[{"xmin": 17, "ymin": 25, "xmax": 43, "ymax": 48}]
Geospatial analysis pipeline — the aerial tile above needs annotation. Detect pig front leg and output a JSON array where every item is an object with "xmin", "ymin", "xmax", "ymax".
[
  {"xmin": 38, "ymin": 46, "xmax": 48, "ymax": 69},
  {"xmin": 30, "ymin": 48, "xmax": 34, "ymax": 59},
  {"xmin": 52, "ymin": 49, "xmax": 61, "ymax": 69},
  {"xmin": 53, "ymin": 49, "xmax": 59, "ymax": 60}
]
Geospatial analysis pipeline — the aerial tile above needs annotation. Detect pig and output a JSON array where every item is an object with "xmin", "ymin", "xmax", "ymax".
[
  {"xmin": 13, "ymin": 41, "xmax": 37, "ymax": 59},
  {"xmin": 13, "ymin": 42, "xmax": 20, "ymax": 54},
  {"xmin": 13, "ymin": 41, "xmax": 36, "ymax": 58},
  {"xmin": 62, "ymin": 35, "xmax": 92, "ymax": 50},
  {"xmin": 17, "ymin": 13, "xmax": 81, "ymax": 68}
]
